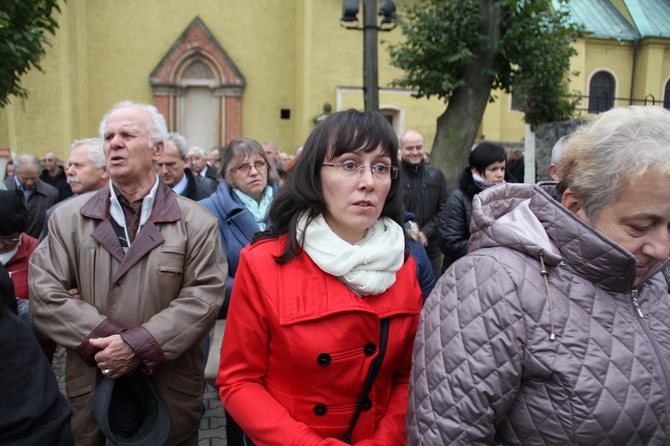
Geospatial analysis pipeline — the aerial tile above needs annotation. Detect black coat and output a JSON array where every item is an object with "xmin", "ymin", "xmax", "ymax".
[
  {"xmin": 182, "ymin": 168, "xmax": 217, "ymax": 201},
  {"xmin": 0, "ymin": 263, "xmax": 74, "ymax": 445},
  {"xmin": 438, "ymin": 167, "xmax": 482, "ymax": 272},
  {"xmin": 400, "ymin": 160, "xmax": 449, "ymax": 259},
  {"xmin": 40, "ymin": 167, "xmax": 74, "ymax": 203}
]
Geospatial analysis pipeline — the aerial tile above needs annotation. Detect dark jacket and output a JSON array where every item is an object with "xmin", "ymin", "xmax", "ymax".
[
  {"xmin": 181, "ymin": 167, "xmax": 216, "ymax": 201},
  {"xmin": 203, "ymin": 164, "xmax": 218, "ymax": 182},
  {"xmin": 0, "ymin": 264, "xmax": 74, "ymax": 446},
  {"xmin": 400, "ymin": 160, "xmax": 449, "ymax": 259},
  {"xmin": 3, "ymin": 177, "xmax": 59, "ymax": 239},
  {"xmin": 438, "ymin": 167, "xmax": 482, "ymax": 272},
  {"xmin": 199, "ymin": 181, "xmax": 279, "ymax": 318},
  {"xmin": 40, "ymin": 166, "xmax": 73, "ymax": 202}
]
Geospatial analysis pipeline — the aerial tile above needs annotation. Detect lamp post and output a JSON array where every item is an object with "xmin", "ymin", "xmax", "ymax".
[
  {"xmin": 363, "ymin": 0, "xmax": 379, "ymax": 111},
  {"xmin": 341, "ymin": 0, "xmax": 396, "ymax": 112}
]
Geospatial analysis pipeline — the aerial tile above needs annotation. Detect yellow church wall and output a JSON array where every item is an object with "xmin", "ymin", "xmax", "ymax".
[
  {"xmin": 568, "ymin": 38, "xmax": 588, "ymax": 115},
  {"xmin": 1, "ymin": 0, "xmax": 669, "ymax": 162},
  {"xmin": 295, "ymin": 1, "xmax": 449, "ymax": 151},
  {"xmin": 0, "ymin": 1, "xmax": 73, "ymax": 159},
  {"xmin": 1, "ymin": 0, "xmax": 306, "ymax": 157},
  {"xmin": 635, "ymin": 40, "xmax": 667, "ymax": 104}
]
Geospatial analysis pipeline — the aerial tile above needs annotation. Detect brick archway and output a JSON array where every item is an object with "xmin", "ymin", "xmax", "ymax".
[{"xmin": 150, "ymin": 17, "xmax": 245, "ymax": 146}]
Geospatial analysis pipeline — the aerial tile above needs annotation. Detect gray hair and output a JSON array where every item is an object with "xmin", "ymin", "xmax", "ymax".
[
  {"xmin": 98, "ymin": 100, "xmax": 168, "ymax": 149},
  {"xmin": 222, "ymin": 137, "xmax": 279, "ymax": 185},
  {"xmin": 14, "ymin": 154, "xmax": 40, "ymax": 174},
  {"xmin": 70, "ymin": 138, "xmax": 105, "ymax": 169},
  {"xmin": 560, "ymin": 106, "xmax": 670, "ymax": 221},
  {"xmin": 168, "ymin": 133, "xmax": 188, "ymax": 158},
  {"xmin": 551, "ymin": 134, "xmax": 570, "ymax": 168},
  {"xmin": 187, "ymin": 146, "xmax": 208, "ymax": 158}
]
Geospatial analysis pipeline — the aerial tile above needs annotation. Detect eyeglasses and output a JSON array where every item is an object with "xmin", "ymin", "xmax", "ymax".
[
  {"xmin": 0, "ymin": 237, "xmax": 21, "ymax": 245},
  {"xmin": 321, "ymin": 162, "xmax": 399, "ymax": 180},
  {"xmin": 231, "ymin": 160, "xmax": 267, "ymax": 174}
]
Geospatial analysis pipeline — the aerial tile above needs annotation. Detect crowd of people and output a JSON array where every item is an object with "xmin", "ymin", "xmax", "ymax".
[{"xmin": 1, "ymin": 104, "xmax": 669, "ymax": 446}]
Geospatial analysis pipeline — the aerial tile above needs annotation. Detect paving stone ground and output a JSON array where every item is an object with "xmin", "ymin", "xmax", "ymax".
[{"xmin": 52, "ymin": 345, "xmax": 228, "ymax": 445}]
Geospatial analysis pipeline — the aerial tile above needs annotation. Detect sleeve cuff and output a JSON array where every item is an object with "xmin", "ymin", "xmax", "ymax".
[
  {"xmin": 121, "ymin": 325, "xmax": 167, "ymax": 374},
  {"xmin": 77, "ymin": 318, "xmax": 125, "ymax": 366}
]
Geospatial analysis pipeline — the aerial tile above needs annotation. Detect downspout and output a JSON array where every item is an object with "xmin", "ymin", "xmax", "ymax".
[{"xmin": 629, "ymin": 38, "xmax": 639, "ymax": 105}]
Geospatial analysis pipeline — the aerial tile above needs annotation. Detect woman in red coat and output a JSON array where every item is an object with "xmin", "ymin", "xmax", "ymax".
[
  {"xmin": 216, "ymin": 109, "xmax": 423, "ymax": 445},
  {"xmin": 0, "ymin": 189, "xmax": 57, "ymax": 361}
]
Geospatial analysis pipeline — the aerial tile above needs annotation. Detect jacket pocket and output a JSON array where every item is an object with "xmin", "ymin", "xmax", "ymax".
[
  {"xmin": 162, "ymin": 363, "xmax": 202, "ymax": 399},
  {"xmin": 77, "ymin": 246, "xmax": 97, "ymax": 306},
  {"xmin": 158, "ymin": 245, "xmax": 186, "ymax": 274},
  {"xmin": 153, "ymin": 245, "xmax": 186, "ymax": 297},
  {"xmin": 66, "ymin": 366, "xmax": 94, "ymax": 399}
]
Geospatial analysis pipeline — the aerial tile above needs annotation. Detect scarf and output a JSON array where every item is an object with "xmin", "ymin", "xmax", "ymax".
[
  {"xmin": 296, "ymin": 213, "xmax": 405, "ymax": 296},
  {"xmin": 472, "ymin": 172, "xmax": 504, "ymax": 191},
  {"xmin": 233, "ymin": 185, "xmax": 273, "ymax": 231}
]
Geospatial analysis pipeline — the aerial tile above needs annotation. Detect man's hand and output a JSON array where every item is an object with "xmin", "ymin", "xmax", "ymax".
[
  {"xmin": 419, "ymin": 230, "xmax": 429, "ymax": 247},
  {"xmin": 91, "ymin": 334, "xmax": 141, "ymax": 379}
]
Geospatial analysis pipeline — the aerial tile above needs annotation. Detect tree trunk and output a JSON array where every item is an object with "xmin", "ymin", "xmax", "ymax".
[{"xmin": 430, "ymin": 0, "xmax": 503, "ymax": 189}]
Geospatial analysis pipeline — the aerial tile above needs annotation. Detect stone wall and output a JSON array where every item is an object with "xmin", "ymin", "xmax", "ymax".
[{"xmin": 534, "ymin": 119, "xmax": 586, "ymax": 182}]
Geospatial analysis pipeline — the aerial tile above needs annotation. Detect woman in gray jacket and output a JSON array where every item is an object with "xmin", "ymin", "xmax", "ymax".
[{"xmin": 408, "ymin": 106, "xmax": 670, "ymax": 445}]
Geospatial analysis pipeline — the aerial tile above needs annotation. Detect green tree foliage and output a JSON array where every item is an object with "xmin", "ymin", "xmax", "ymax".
[
  {"xmin": 0, "ymin": 0, "xmax": 61, "ymax": 108},
  {"xmin": 388, "ymin": 0, "xmax": 581, "ymax": 185}
]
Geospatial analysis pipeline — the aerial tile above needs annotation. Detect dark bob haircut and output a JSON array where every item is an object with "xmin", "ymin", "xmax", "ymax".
[
  {"xmin": 259, "ymin": 108, "xmax": 405, "ymax": 263},
  {"xmin": 0, "ymin": 190, "xmax": 27, "ymax": 236},
  {"xmin": 469, "ymin": 142, "xmax": 507, "ymax": 175}
]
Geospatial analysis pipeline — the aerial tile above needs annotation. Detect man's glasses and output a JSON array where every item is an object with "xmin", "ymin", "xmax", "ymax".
[
  {"xmin": 231, "ymin": 160, "xmax": 267, "ymax": 174},
  {"xmin": 321, "ymin": 162, "xmax": 399, "ymax": 180}
]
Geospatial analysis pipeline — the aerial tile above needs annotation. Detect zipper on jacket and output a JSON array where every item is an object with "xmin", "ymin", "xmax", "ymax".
[
  {"xmin": 630, "ymin": 287, "xmax": 670, "ymax": 430},
  {"xmin": 632, "ymin": 289, "xmax": 644, "ymax": 317}
]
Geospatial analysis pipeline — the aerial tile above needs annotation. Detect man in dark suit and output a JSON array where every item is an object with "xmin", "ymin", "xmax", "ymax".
[
  {"xmin": 159, "ymin": 133, "xmax": 216, "ymax": 200},
  {"xmin": 40, "ymin": 151, "xmax": 73, "ymax": 202},
  {"xmin": 188, "ymin": 146, "xmax": 218, "ymax": 182},
  {"xmin": 3, "ymin": 154, "xmax": 59, "ymax": 238}
]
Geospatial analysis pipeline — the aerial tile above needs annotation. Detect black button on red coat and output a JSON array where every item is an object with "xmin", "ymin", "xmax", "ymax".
[
  {"xmin": 364, "ymin": 342, "xmax": 376, "ymax": 356},
  {"xmin": 313, "ymin": 404, "xmax": 327, "ymax": 416},
  {"xmin": 317, "ymin": 353, "xmax": 331, "ymax": 367}
]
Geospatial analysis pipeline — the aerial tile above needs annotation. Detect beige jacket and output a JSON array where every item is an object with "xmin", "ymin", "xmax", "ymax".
[{"xmin": 30, "ymin": 182, "xmax": 227, "ymax": 445}]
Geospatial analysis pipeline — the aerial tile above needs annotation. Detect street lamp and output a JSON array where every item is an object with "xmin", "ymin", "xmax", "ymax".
[{"xmin": 340, "ymin": 0, "xmax": 397, "ymax": 111}]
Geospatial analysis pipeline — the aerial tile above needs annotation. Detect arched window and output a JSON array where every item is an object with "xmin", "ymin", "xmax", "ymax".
[
  {"xmin": 588, "ymin": 71, "xmax": 615, "ymax": 113},
  {"xmin": 664, "ymin": 79, "xmax": 670, "ymax": 110}
]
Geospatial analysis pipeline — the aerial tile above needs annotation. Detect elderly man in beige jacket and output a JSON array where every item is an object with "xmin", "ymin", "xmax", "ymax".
[{"xmin": 29, "ymin": 101, "xmax": 227, "ymax": 446}]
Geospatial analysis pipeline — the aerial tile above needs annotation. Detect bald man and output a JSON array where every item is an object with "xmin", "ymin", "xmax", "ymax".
[{"xmin": 399, "ymin": 130, "xmax": 449, "ymax": 280}]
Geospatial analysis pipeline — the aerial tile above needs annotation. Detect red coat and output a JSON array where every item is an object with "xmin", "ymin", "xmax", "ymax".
[
  {"xmin": 6, "ymin": 233, "xmax": 56, "ymax": 361},
  {"xmin": 6, "ymin": 233, "xmax": 38, "ymax": 300},
  {"xmin": 217, "ymin": 236, "xmax": 423, "ymax": 445}
]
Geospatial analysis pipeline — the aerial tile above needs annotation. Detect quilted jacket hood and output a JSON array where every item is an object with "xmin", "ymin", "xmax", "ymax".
[{"xmin": 469, "ymin": 182, "xmax": 667, "ymax": 293}]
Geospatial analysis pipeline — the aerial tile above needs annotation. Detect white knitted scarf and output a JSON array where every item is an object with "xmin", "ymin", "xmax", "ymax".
[{"xmin": 296, "ymin": 213, "xmax": 405, "ymax": 296}]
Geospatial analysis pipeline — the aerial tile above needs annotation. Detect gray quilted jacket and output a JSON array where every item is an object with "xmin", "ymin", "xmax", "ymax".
[{"xmin": 408, "ymin": 183, "xmax": 670, "ymax": 445}]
